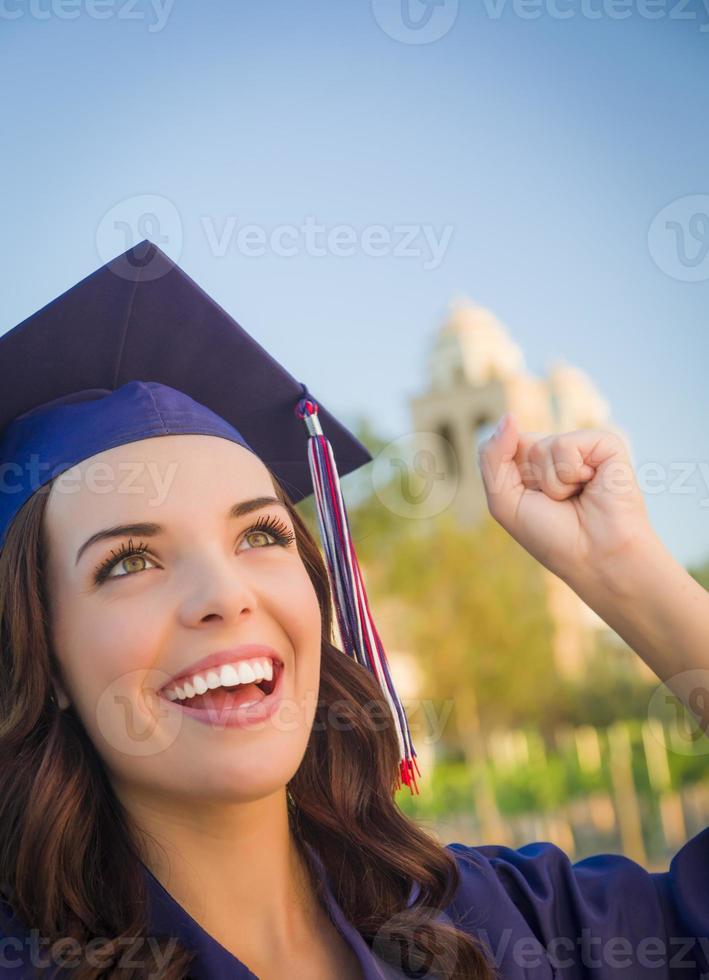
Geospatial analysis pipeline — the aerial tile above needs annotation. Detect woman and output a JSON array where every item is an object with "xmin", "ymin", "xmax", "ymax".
[{"xmin": 0, "ymin": 243, "xmax": 708, "ymax": 979}]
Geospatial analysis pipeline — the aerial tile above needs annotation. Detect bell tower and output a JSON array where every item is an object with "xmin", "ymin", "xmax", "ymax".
[
  {"xmin": 410, "ymin": 297, "xmax": 560, "ymax": 527},
  {"xmin": 408, "ymin": 297, "xmax": 629, "ymax": 677}
]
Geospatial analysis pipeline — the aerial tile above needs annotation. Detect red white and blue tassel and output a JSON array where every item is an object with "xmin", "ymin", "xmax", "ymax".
[{"xmin": 295, "ymin": 391, "xmax": 420, "ymax": 795}]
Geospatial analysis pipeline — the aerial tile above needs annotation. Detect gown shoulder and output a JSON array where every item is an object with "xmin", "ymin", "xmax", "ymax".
[{"xmin": 442, "ymin": 825, "xmax": 709, "ymax": 978}]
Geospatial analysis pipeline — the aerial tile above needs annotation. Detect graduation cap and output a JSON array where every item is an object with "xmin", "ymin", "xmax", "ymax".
[{"xmin": 0, "ymin": 240, "xmax": 420, "ymax": 794}]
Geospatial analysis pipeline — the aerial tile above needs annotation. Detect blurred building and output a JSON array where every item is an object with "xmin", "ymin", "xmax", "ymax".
[{"xmin": 407, "ymin": 297, "xmax": 638, "ymax": 679}]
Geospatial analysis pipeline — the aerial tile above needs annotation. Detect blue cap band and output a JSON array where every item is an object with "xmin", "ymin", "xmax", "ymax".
[{"xmin": 0, "ymin": 380, "xmax": 254, "ymax": 549}]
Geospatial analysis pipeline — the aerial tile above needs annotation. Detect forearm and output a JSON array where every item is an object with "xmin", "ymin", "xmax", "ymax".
[{"xmin": 568, "ymin": 535, "xmax": 709, "ymax": 715}]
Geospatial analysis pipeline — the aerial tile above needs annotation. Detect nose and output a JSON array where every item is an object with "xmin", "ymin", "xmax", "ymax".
[{"xmin": 175, "ymin": 545, "xmax": 260, "ymax": 628}]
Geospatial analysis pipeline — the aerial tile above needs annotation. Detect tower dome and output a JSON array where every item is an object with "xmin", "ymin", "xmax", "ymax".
[{"xmin": 428, "ymin": 296, "xmax": 526, "ymax": 390}]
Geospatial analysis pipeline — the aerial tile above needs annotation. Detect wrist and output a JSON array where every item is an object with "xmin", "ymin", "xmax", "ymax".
[
  {"xmin": 569, "ymin": 531, "xmax": 673, "ymax": 608},
  {"xmin": 566, "ymin": 530, "xmax": 709, "ymax": 685}
]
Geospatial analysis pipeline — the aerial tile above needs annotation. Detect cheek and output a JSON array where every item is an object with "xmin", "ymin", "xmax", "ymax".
[
  {"xmin": 52, "ymin": 599, "xmax": 183, "ymax": 770},
  {"xmin": 51, "ymin": 595, "xmax": 163, "ymax": 717},
  {"xmin": 277, "ymin": 566, "xmax": 322, "ymax": 653},
  {"xmin": 266, "ymin": 565, "xmax": 323, "ymax": 712}
]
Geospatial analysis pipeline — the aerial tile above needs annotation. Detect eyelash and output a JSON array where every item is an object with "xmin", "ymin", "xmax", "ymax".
[{"xmin": 91, "ymin": 515, "xmax": 296, "ymax": 585}]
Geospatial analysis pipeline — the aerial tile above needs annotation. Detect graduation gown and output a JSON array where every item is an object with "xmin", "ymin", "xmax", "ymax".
[{"xmin": 1, "ymin": 827, "xmax": 708, "ymax": 978}]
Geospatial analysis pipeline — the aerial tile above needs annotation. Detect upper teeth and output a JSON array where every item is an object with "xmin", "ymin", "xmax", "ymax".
[{"xmin": 164, "ymin": 657, "xmax": 275, "ymax": 702}]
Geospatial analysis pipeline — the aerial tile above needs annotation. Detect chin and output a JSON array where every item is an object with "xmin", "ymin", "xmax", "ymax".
[{"xmin": 174, "ymin": 743, "xmax": 310, "ymax": 803}]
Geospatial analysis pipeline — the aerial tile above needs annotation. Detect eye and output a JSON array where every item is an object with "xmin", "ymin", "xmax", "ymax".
[
  {"xmin": 239, "ymin": 515, "xmax": 296, "ymax": 551},
  {"xmin": 93, "ymin": 539, "xmax": 157, "ymax": 584}
]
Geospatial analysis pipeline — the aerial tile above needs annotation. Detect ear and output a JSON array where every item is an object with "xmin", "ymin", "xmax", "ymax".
[{"xmin": 51, "ymin": 675, "xmax": 71, "ymax": 710}]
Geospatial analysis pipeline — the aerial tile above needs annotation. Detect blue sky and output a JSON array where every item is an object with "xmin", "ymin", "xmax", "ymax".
[{"xmin": 2, "ymin": 0, "xmax": 708, "ymax": 567}]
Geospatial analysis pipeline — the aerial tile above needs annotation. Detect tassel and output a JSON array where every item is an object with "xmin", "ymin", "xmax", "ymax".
[{"xmin": 295, "ymin": 391, "xmax": 420, "ymax": 795}]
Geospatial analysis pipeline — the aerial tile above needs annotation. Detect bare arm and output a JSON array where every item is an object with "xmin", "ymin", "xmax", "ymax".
[
  {"xmin": 478, "ymin": 415, "xmax": 709, "ymax": 721},
  {"xmin": 568, "ymin": 533, "xmax": 709, "ymax": 715}
]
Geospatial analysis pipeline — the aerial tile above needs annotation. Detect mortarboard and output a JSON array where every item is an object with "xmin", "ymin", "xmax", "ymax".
[{"xmin": 0, "ymin": 240, "xmax": 419, "ymax": 793}]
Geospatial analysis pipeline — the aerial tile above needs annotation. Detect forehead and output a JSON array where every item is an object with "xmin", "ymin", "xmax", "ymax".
[{"xmin": 44, "ymin": 434, "xmax": 276, "ymax": 538}]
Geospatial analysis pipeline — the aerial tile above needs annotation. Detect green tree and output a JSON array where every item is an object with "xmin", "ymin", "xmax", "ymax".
[
  {"xmin": 556, "ymin": 633, "xmax": 655, "ymax": 728},
  {"xmin": 688, "ymin": 558, "xmax": 709, "ymax": 592},
  {"xmin": 369, "ymin": 508, "xmax": 562, "ymax": 736}
]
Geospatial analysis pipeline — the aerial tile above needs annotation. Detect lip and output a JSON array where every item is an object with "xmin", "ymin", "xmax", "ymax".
[
  {"xmin": 161, "ymin": 658, "xmax": 286, "ymax": 730},
  {"xmin": 159, "ymin": 644, "xmax": 284, "ymax": 693}
]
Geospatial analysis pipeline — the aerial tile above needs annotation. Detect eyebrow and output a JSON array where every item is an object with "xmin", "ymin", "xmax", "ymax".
[{"xmin": 74, "ymin": 496, "xmax": 288, "ymax": 566}]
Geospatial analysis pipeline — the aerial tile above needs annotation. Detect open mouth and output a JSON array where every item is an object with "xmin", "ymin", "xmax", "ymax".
[{"xmin": 160, "ymin": 660, "xmax": 284, "ymax": 718}]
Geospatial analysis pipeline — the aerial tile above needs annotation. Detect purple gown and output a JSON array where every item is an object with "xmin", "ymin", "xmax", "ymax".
[{"xmin": 1, "ymin": 828, "xmax": 708, "ymax": 978}]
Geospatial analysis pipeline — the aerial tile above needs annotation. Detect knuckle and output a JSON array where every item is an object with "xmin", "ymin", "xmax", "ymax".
[{"xmin": 553, "ymin": 432, "xmax": 576, "ymax": 451}]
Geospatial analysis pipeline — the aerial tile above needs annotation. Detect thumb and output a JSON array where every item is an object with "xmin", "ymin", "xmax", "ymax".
[{"xmin": 477, "ymin": 413, "xmax": 523, "ymax": 527}]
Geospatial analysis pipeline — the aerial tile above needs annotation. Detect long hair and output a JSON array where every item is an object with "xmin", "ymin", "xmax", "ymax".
[{"xmin": 0, "ymin": 475, "xmax": 497, "ymax": 979}]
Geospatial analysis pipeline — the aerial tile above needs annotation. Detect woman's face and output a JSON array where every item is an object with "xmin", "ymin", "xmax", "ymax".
[{"xmin": 43, "ymin": 434, "xmax": 322, "ymax": 806}]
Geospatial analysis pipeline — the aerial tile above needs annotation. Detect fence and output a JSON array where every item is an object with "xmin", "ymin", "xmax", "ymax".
[{"xmin": 397, "ymin": 719, "xmax": 709, "ymax": 870}]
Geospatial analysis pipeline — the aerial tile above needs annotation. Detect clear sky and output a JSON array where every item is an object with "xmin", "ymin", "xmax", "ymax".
[{"xmin": 2, "ymin": 0, "xmax": 708, "ymax": 567}]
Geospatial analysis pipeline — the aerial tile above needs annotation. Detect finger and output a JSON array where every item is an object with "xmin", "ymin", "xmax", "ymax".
[
  {"xmin": 525, "ymin": 436, "xmax": 589, "ymax": 501},
  {"xmin": 550, "ymin": 435, "xmax": 597, "ymax": 486},
  {"xmin": 513, "ymin": 431, "xmax": 551, "ymax": 491},
  {"xmin": 517, "ymin": 431, "xmax": 607, "ymax": 499},
  {"xmin": 477, "ymin": 413, "xmax": 524, "ymax": 527}
]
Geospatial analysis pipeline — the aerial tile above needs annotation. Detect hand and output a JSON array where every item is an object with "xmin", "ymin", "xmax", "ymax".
[{"xmin": 477, "ymin": 413, "xmax": 656, "ymax": 589}]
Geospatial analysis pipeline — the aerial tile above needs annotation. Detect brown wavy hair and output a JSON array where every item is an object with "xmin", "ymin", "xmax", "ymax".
[{"xmin": 0, "ymin": 473, "xmax": 497, "ymax": 979}]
